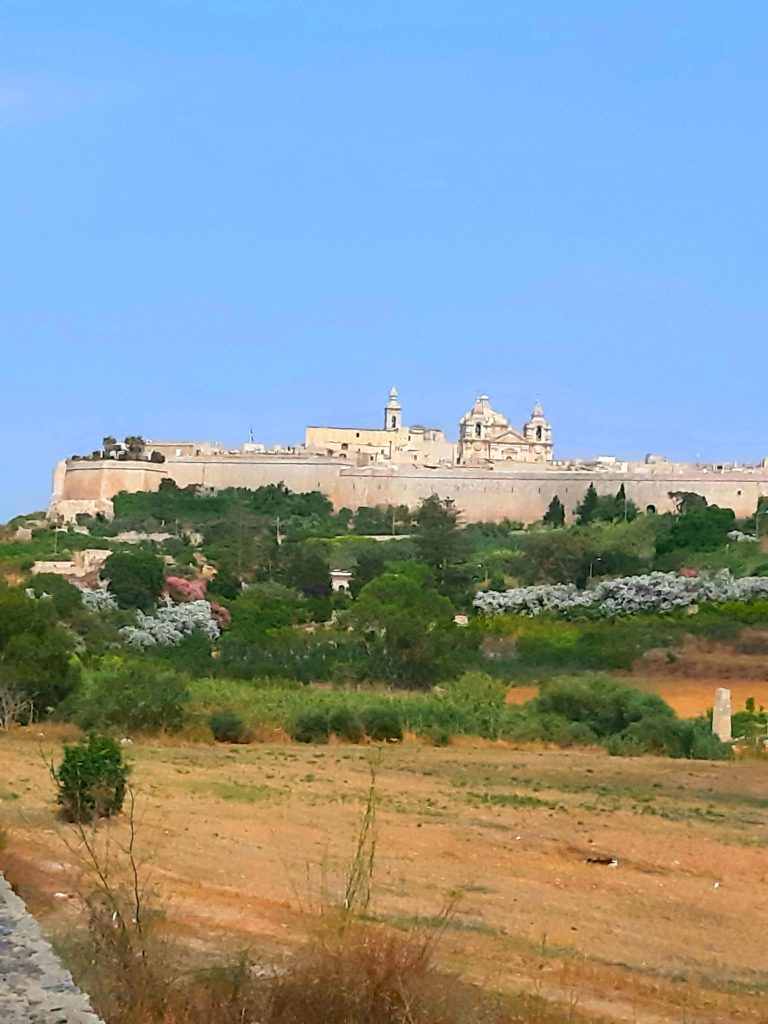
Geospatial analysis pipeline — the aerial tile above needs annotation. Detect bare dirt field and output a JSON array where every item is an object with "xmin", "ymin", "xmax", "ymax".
[
  {"xmin": 506, "ymin": 676, "xmax": 768, "ymax": 719},
  {"xmin": 2, "ymin": 720, "xmax": 768, "ymax": 1024}
]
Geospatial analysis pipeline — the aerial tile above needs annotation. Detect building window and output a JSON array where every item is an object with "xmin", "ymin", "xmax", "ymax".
[
  {"xmin": 341, "ymin": 443, "xmax": 348, "ymax": 450},
  {"xmin": 475, "ymin": 423, "xmax": 482, "ymax": 437},
  {"xmin": 536, "ymin": 426, "xmax": 542, "ymax": 441},
  {"xmin": 356, "ymin": 432, "xmax": 360, "ymax": 438}
]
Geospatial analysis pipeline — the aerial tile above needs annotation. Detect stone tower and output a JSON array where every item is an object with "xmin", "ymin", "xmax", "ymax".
[
  {"xmin": 523, "ymin": 402, "xmax": 554, "ymax": 462},
  {"xmin": 384, "ymin": 387, "xmax": 402, "ymax": 431}
]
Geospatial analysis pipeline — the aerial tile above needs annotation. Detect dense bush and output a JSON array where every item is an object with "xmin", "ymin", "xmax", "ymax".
[
  {"xmin": 55, "ymin": 734, "xmax": 129, "ymax": 822},
  {"xmin": 360, "ymin": 706, "xmax": 403, "ymax": 742},
  {"xmin": 533, "ymin": 676, "xmax": 674, "ymax": 738},
  {"xmin": 607, "ymin": 716, "xmax": 731, "ymax": 760},
  {"xmin": 327, "ymin": 707, "xmax": 365, "ymax": 743},
  {"xmin": 120, "ymin": 597, "xmax": 221, "ymax": 649},
  {"xmin": 75, "ymin": 662, "xmax": 190, "ymax": 734},
  {"xmin": 290, "ymin": 710, "xmax": 331, "ymax": 744},
  {"xmin": 0, "ymin": 584, "xmax": 81, "ymax": 712},
  {"xmin": 208, "ymin": 710, "xmax": 252, "ymax": 744},
  {"xmin": 102, "ymin": 549, "xmax": 166, "ymax": 610},
  {"xmin": 351, "ymin": 574, "xmax": 477, "ymax": 688}
]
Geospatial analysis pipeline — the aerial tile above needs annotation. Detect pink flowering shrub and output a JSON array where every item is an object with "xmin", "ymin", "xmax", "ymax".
[
  {"xmin": 165, "ymin": 576, "xmax": 207, "ymax": 603},
  {"xmin": 210, "ymin": 602, "xmax": 231, "ymax": 628}
]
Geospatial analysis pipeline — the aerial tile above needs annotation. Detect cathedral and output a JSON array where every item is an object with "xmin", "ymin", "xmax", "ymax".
[
  {"xmin": 304, "ymin": 389, "xmax": 553, "ymax": 467},
  {"xmin": 457, "ymin": 394, "xmax": 553, "ymax": 465}
]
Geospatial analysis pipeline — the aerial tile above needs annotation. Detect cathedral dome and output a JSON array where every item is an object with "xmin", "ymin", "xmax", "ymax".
[{"xmin": 460, "ymin": 394, "xmax": 509, "ymax": 429}]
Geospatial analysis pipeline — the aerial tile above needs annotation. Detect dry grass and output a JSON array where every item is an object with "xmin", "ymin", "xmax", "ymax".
[{"xmin": 1, "ymin": 722, "xmax": 768, "ymax": 1023}]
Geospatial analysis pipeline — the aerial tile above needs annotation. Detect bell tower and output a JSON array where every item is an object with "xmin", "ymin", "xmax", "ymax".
[
  {"xmin": 384, "ymin": 387, "xmax": 402, "ymax": 431},
  {"xmin": 523, "ymin": 402, "xmax": 553, "ymax": 462}
]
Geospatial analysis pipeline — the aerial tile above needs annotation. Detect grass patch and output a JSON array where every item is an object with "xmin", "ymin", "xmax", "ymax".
[
  {"xmin": 466, "ymin": 791, "xmax": 564, "ymax": 811},
  {"xmin": 189, "ymin": 780, "xmax": 285, "ymax": 802},
  {"xmin": 364, "ymin": 910, "xmax": 500, "ymax": 936}
]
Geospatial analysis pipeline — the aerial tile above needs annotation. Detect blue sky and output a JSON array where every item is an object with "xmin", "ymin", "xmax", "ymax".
[{"xmin": 2, "ymin": 1, "xmax": 768, "ymax": 519}]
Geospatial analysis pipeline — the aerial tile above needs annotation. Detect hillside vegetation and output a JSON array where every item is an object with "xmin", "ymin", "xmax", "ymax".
[{"xmin": 0, "ymin": 482, "xmax": 767, "ymax": 755}]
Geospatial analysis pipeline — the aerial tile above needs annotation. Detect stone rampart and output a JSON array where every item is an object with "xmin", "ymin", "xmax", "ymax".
[
  {"xmin": 49, "ymin": 456, "xmax": 768, "ymax": 524},
  {"xmin": 0, "ymin": 872, "xmax": 103, "ymax": 1023}
]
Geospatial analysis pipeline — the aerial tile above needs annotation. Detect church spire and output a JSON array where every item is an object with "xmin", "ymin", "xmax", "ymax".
[{"xmin": 384, "ymin": 387, "xmax": 402, "ymax": 431}]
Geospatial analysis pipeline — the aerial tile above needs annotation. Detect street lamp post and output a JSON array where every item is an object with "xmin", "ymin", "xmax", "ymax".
[{"xmin": 755, "ymin": 509, "xmax": 768, "ymax": 542}]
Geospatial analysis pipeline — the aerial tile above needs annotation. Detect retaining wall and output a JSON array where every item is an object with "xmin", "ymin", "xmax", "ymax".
[{"xmin": 0, "ymin": 872, "xmax": 103, "ymax": 1023}]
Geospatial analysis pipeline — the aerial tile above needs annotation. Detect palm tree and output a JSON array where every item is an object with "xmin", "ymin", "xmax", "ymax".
[{"xmin": 124, "ymin": 436, "xmax": 146, "ymax": 460}]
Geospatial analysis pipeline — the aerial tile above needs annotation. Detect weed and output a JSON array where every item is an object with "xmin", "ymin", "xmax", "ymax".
[{"xmin": 467, "ymin": 791, "xmax": 564, "ymax": 811}]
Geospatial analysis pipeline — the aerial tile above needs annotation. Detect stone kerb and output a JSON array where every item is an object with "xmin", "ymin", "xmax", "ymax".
[{"xmin": 0, "ymin": 872, "xmax": 104, "ymax": 1023}]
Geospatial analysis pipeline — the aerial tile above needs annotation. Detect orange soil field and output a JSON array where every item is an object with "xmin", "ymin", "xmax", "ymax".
[
  {"xmin": 2, "ymin": 724, "xmax": 767, "ymax": 1024},
  {"xmin": 506, "ymin": 677, "xmax": 768, "ymax": 718}
]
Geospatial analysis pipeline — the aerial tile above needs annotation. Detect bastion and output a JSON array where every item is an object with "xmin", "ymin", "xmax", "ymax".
[{"xmin": 48, "ymin": 390, "xmax": 768, "ymax": 524}]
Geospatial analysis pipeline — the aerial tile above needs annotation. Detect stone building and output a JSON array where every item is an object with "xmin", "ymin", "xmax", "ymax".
[
  {"xmin": 457, "ymin": 395, "xmax": 553, "ymax": 465},
  {"xmin": 304, "ymin": 388, "xmax": 455, "ymax": 466},
  {"xmin": 47, "ymin": 386, "xmax": 768, "ymax": 526}
]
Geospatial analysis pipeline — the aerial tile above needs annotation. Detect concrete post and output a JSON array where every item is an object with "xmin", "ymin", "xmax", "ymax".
[{"xmin": 712, "ymin": 687, "xmax": 732, "ymax": 743}]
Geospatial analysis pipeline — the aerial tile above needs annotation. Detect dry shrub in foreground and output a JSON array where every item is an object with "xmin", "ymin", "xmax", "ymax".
[
  {"xmin": 67, "ymin": 905, "xmax": 510, "ymax": 1024},
  {"xmin": 266, "ymin": 920, "xmax": 454, "ymax": 1024},
  {"xmin": 56, "ymin": 769, "xmax": 592, "ymax": 1024}
]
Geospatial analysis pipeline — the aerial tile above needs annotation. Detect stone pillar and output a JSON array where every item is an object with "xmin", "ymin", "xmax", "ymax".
[{"xmin": 712, "ymin": 687, "xmax": 732, "ymax": 743}]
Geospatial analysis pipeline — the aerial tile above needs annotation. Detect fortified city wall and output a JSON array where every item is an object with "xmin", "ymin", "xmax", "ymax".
[{"xmin": 49, "ymin": 454, "xmax": 768, "ymax": 524}]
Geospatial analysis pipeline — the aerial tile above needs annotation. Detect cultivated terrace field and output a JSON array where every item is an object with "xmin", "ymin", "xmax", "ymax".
[{"xmin": 2, "ymin": 730, "xmax": 768, "ymax": 1024}]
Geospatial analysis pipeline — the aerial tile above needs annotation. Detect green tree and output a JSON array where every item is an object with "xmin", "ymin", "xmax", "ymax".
[
  {"xmin": 101, "ymin": 435, "xmax": 118, "ymax": 458},
  {"xmin": 656, "ymin": 505, "xmax": 735, "ymax": 555},
  {"xmin": 612, "ymin": 484, "xmax": 638, "ymax": 523},
  {"xmin": 520, "ymin": 530, "xmax": 595, "ymax": 585},
  {"xmin": 75, "ymin": 662, "xmax": 190, "ymax": 734},
  {"xmin": 350, "ymin": 573, "xmax": 476, "ymax": 688},
  {"xmin": 56, "ymin": 735, "xmax": 129, "ymax": 822},
  {"xmin": 413, "ymin": 495, "xmax": 465, "ymax": 569},
  {"xmin": 280, "ymin": 543, "xmax": 331, "ymax": 598},
  {"xmin": 352, "ymin": 504, "xmax": 412, "ymax": 535},
  {"xmin": 350, "ymin": 547, "xmax": 388, "ymax": 598},
  {"xmin": 668, "ymin": 491, "xmax": 708, "ymax": 515},
  {"xmin": 575, "ymin": 483, "xmax": 599, "ymax": 525},
  {"xmin": 102, "ymin": 549, "xmax": 166, "ymax": 609},
  {"xmin": 26, "ymin": 573, "xmax": 83, "ymax": 618},
  {"xmin": 0, "ymin": 584, "xmax": 80, "ymax": 711},
  {"xmin": 123, "ymin": 435, "xmax": 146, "ymax": 460},
  {"xmin": 542, "ymin": 495, "xmax": 565, "ymax": 527},
  {"xmin": 227, "ymin": 582, "xmax": 307, "ymax": 635}
]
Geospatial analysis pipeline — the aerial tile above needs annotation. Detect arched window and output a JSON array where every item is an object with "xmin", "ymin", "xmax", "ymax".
[
  {"xmin": 475, "ymin": 423, "xmax": 482, "ymax": 437},
  {"xmin": 391, "ymin": 415, "xmax": 397, "ymax": 428},
  {"xmin": 536, "ymin": 426, "xmax": 542, "ymax": 441},
  {"xmin": 646, "ymin": 504, "xmax": 656, "ymax": 514}
]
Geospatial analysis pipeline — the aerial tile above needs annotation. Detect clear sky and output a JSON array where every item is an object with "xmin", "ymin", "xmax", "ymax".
[{"xmin": 2, "ymin": 1, "xmax": 768, "ymax": 520}]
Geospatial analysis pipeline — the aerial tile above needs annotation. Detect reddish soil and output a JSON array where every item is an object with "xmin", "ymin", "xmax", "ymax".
[{"xmin": 1, "ymin": 730, "xmax": 767, "ymax": 1024}]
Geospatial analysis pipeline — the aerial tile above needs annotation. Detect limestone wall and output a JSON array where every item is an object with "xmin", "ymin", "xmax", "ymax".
[
  {"xmin": 0, "ymin": 872, "xmax": 103, "ymax": 1023},
  {"xmin": 48, "ymin": 456, "xmax": 768, "ymax": 524}
]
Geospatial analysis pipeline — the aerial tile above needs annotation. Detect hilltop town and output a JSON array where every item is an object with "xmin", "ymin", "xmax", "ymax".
[{"xmin": 50, "ymin": 388, "xmax": 768, "ymax": 523}]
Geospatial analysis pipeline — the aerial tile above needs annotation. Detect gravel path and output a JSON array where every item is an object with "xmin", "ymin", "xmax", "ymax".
[{"xmin": 0, "ymin": 873, "xmax": 103, "ymax": 1023}]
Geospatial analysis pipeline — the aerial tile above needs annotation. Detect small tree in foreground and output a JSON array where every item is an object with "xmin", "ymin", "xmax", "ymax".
[{"xmin": 55, "ymin": 735, "xmax": 129, "ymax": 822}]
